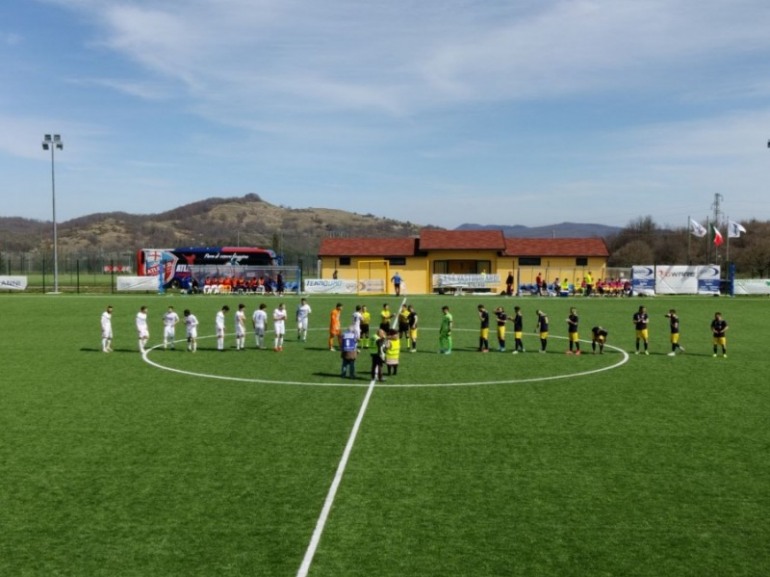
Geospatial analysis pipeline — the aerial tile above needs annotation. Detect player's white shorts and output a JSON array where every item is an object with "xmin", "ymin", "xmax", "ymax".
[
  {"xmin": 236, "ymin": 326, "xmax": 246, "ymax": 338},
  {"xmin": 297, "ymin": 319, "xmax": 309, "ymax": 331},
  {"xmin": 164, "ymin": 326, "xmax": 176, "ymax": 340},
  {"xmin": 187, "ymin": 328, "xmax": 198, "ymax": 339},
  {"xmin": 254, "ymin": 326, "xmax": 265, "ymax": 338},
  {"xmin": 102, "ymin": 328, "xmax": 113, "ymax": 339},
  {"xmin": 274, "ymin": 322, "xmax": 286, "ymax": 336},
  {"xmin": 137, "ymin": 329, "xmax": 149, "ymax": 339}
]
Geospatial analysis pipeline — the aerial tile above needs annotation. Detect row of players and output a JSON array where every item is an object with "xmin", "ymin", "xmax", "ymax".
[
  {"xmin": 471, "ymin": 304, "xmax": 729, "ymax": 357},
  {"xmin": 99, "ymin": 301, "xmax": 729, "ymax": 358},
  {"xmin": 100, "ymin": 299, "xmax": 314, "ymax": 353}
]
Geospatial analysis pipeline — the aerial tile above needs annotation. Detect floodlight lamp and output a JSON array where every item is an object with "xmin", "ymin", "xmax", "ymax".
[
  {"xmin": 42, "ymin": 142, "xmax": 49, "ymax": 150},
  {"xmin": 53, "ymin": 134, "xmax": 61, "ymax": 143}
]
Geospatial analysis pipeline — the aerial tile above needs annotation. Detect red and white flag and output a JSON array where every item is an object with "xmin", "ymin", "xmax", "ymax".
[{"xmin": 712, "ymin": 224, "xmax": 724, "ymax": 247}]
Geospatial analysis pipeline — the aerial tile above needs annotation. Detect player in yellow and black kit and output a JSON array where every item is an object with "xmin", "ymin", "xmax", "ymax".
[
  {"xmin": 494, "ymin": 307, "xmax": 508, "ymax": 352},
  {"xmin": 360, "ymin": 305, "xmax": 371, "ymax": 349},
  {"xmin": 535, "ymin": 309, "xmax": 549, "ymax": 353},
  {"xmin": 566, "ymin": 307, "xmax": 581, "ymax": 355},
  {"xmin": 407, "ymin": 305, "xmax": 419, "ymax": 353},
  {"xmin": 591, "ymin": 326, "xmax": 608, "ymax": 354},
  {"xmin": 711, "ymin": 312, "xmax": 728, "ymax": 358},
  {"xmin": 477, "ymin": 304, "xmax": 490, "ymax": 352},
  {"xmin": 665, "ymin": 309, "xmax": 685, "ymax": 356},
  {"xmin": 398, "ymin": 303, "xmax": 410, "ymax": 343},
  {"xmin": 510, "ymin": 306, "xmax": 525, "ymax": 354},
  {"xmin": 632, "ymin": 305, "xmax": 649, "ymax": 355},
  {"xmin": 379, "ymin": 303, "xmax": 393, "ymax": 333}
]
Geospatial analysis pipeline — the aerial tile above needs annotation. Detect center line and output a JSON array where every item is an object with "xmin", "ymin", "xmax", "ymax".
[{"xmin": 296, "ymin": 378, "xmax": 377, "ymax": 577}]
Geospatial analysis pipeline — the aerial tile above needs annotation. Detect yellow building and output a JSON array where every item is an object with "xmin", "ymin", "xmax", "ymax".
[{"xmin": 317, "ymin": 229, "xmax": 609, "ymax": 295}]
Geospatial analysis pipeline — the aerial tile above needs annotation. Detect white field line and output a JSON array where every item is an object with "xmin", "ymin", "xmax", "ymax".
[
  {"xmin": 296, "ymin": 378, "xmax": 377, "ymax": 577},
  {"xmin": 142, "ymin": 332, "xmax": 630, "ymax": 389}
]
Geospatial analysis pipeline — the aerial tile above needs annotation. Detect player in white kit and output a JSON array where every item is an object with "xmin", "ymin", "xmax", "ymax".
[
  {"xmin": 252, "ymin": 303, "xmax": 268, "ymax": 349},
  {"xmin": 184, "ymin": 309, "xmax": 199, "ymax": 352},
  {"xmin": 162, "ymin": 305, "xmax": 180, "ymax": 350},
  {"xmin": 352, "ymin": 305, "xmax": 363, "ymax": 341},
  {"xmin": 136, "ymin": 305, "xmax": 149, "ymax": 353},
  {"xmin": 101, "ymin": 305, "xmax": 113, "ymax": 353},
  {"xmin": 296, "ymin": 298, "xmax": 312, "ymax": 341},
  {"xmin": 216, "ymin": 305, "xmax": 229, "ymax": 351},
  {"xmin": 273, "ymin": 303, "xmax": 287, "ymax": 351},
  {"xmin": 235, "ymin": 303, "xmax": 247, "ymax": 350}
]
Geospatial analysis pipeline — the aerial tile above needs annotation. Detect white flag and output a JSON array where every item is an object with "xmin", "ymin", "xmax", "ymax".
[
  {"xmin": 728, "ymin": 220, "xmax": 747, "ymax": 238},
  {"xmin": 689, "ymin": 218, "xmax": 707, "ymax": 238}
]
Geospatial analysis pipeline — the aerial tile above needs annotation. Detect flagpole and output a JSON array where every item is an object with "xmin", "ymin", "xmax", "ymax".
[
  {"xmin": 687, "ymin": 216, "xmax": 691, "ymax": 264},
  {"xmin": 725, "ymin": 215, "xmax": 731, "ymax": 262},
  {"xmin": 706, "ymin": 216, "xmax": 710, "ymax": 264}
]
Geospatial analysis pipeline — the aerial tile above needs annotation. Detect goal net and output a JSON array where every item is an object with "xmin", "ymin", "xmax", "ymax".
[{"xmin": 356, "ymin": 260, "xmax": 390, "ymax": 295}]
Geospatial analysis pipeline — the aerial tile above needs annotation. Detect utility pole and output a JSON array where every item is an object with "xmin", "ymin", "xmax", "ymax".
[
  {"xmin": 711, "ymin": 193, "xmax": 723, "ymax": 228},
  {"xmin": 710, "ymin": 193, "xmax": 723, "ymax": 264}
]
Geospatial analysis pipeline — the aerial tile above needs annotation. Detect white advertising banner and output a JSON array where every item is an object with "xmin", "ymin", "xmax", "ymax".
[
  {"xmin": 631, "ymin": 266, "xmax": 656, "ymax": 295},
  {"xmin": 734, "ymin": 279, "xmax": 770, "ymax": 295},
  {"xmin": 117, "ymin": 276, "xmax": 160, "ymax": 292},
  {"xmin": 632, "ymin": 265, "xmax": 720, "ymax": 295},
  {"xmin": 433, "ymin": 274, "xmax": 501, "ymax": 290},
  {"xmin": 654, "ymin": 265, "xmax": 700, "ymax": 294},
  {"xmin": 695, "ymin": 265, "xmax": 721, "ymax": 295},
  {"xmin": 0, "ymin": 276, "xmax": 28, "ymax": 291},
  {"xmin": 304, "ymin": 279, "xmax": 359, "ymax": 294}
]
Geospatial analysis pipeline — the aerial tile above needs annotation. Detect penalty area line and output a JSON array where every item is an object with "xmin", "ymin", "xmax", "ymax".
[{"xmin": 296, "ymin": 377, "xmax": 378, "ymax": 577}]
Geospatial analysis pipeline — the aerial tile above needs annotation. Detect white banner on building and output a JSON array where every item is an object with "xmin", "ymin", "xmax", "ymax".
[
  {"xmin": 432, "ymin": 274, "xmax": 500, "ymax": 291},
  {"xmin": 632, "ymin": 265, "xmax": 720, "ymax": 295},
  {"xmin": 304, "ymin": 279, "xmax": 359, "ymax": 294},
  {"xmin": 117, "ymin": 276, "xmax": 160, "ymax": 292},
  {"xmin": 0, "ymin": 276, "xmax": 28, "ymax": 291}
]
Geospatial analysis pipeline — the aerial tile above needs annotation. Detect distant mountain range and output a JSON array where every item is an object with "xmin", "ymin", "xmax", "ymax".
[
  {"xmin": 455, "ymin": 222, "xmax": 622, "ymax": 238},
  {"xmin": 0, "ymin": 195, "xmax": 621, "ymax": 257}
]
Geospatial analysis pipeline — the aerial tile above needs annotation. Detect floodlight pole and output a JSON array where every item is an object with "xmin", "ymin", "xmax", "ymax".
[{"xmin": 42, "ymin": 134, "xmax": 63, "ymax": 294}]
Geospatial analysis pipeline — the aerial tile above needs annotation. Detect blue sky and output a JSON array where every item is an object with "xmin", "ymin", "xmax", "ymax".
[{"xmin": 2, "ymin": 0, "xmax": 770, "ymax": 230}]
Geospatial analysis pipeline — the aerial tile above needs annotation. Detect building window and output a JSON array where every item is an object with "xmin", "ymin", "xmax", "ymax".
[
  {"xmin": 388, "ymin": 257, "xmax": 406, "ymax": 266},
  {"xmin": 518, "ymin": 257, "xmax": 541, "ymax": 266},
  {"xmin": 339, "ymin": 257, "xmax": 351, "ymax": 266},
  {"xmin": 575, "ymin": 257, "xmax": 588, "ymax": 266},
  {"xmin": 433, "ymin": 260, "xmax": 490, "ymax": 274}
]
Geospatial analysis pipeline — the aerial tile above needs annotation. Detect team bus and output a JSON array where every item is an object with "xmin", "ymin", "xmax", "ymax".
[{"xmin": 137, "ymin": 246, "xmax": 279, "ymax": 289}]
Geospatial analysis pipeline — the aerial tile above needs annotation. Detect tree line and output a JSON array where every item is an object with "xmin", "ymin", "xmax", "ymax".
[{"xmin": 606, "ymin": 216, "xmax": 769, "ymax": 277}]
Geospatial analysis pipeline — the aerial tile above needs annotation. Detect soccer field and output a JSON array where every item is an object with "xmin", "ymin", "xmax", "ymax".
[{"xmin": 1, "ymin": 293, "xmax": 768, "ymax": 576}]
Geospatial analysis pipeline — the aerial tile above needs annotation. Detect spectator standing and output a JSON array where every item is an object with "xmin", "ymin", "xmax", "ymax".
[{"xmin": 391, "ymin": 272, "xmax": 403, "ymax": 296}]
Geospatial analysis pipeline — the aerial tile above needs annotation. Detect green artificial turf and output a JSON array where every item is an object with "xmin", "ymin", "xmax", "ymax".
[{"xmin": 0, "ymin": 293, "xmax": 767, "ymax": 576}]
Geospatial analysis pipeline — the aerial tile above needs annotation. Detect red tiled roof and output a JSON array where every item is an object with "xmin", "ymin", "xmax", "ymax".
[
  {"xmin": 418, "ymin": 228, "xmax": 507, "ymax": 250},
  {"xmin": 318, "ymin": 237, "xmax": 417, "ymax": 257},
  {"xmin": 505, "ymin": 238, "xmax": 609, "ymax": 257}
]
